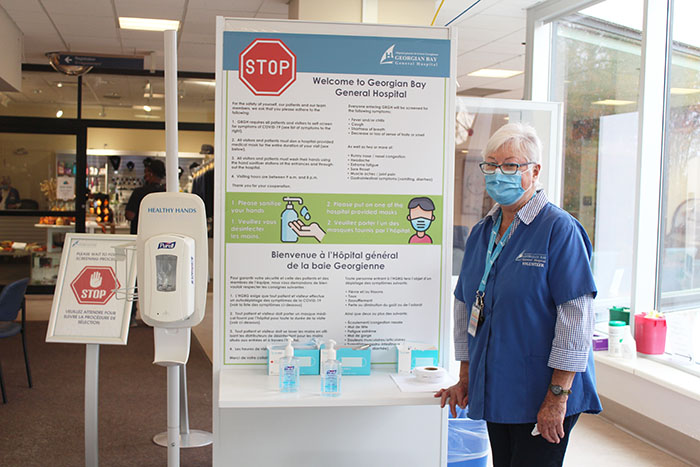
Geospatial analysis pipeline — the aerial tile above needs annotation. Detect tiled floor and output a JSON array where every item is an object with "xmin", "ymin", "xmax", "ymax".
[{"xmin": 566, "ymin": 414, "xmax": 690, "ymax": 466}]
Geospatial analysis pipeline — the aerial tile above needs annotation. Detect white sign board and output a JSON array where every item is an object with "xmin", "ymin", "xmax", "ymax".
[
  {"xmin": 46, "ymin": 233, "xmax": 137, "ymax": 345},
  {"xmin": 216, "ymin": 19, "xmax": 455, "ymax": 366}
]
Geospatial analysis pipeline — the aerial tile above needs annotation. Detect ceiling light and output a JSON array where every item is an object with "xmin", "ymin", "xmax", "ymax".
[
  {"xmin": 143, "ymin": 92, "xmax": 164, "ymax": 99},
  {"xmin": 119, "ymin": 17, "xmax": 180, "ymax": 31},
  {"xmin": 592, "ymin": 99, "xmax": 635, "ymax": 106},
  {"xmin": 467, "ymin": 68, "xmax": 523, "ymax": 78},
  {"xmin": 132, "ymin": 105, "xmax": 162, "ymax": 111},
  {"xmin": 670, "ymin": 87, "xmax": 700, "ymax": 95},
  {"xmin": 56, "ymin": 109, "xmax": 64, "ymax": 118},
  {"xmin": 56, "ymin": 82, "xmax": 63, "ymax": 88},
  {"xmin": 134, "ymin": 114, "xmax": 160, "ymax": 119},
  {"xmin": 186, "ymin": 80, "xmax": 216, "ymax": 87}
]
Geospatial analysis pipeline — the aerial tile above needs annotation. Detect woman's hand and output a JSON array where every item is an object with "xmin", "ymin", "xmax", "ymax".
[
  {"xmin": 537, "ymin": 393, "xmax": 567, "ymax": 443},
  {"xmin": 435, "ymin": 380, "xmax": 469, "ymax": 418}
]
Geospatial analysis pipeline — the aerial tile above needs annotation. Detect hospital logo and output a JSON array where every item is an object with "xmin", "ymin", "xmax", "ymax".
[
  {"xmin": 515, "ymin": 251, "xmax": 547, "ymax": 268},
  {"xmin": 380, "ymin": 44, "xmax": 396, "ymax": 64},
  {"xmin": 379, "ymin": 44, "xmax": 439, "ymax": 68}
]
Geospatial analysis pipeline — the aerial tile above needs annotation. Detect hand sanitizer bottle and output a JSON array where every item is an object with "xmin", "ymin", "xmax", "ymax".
[
  {"xmin": 279, "ymin": 337, "xmax": 300, "ymax": 393},
  {"xmin": 321, "ymin": 339, "xmax": 342, "ymax": 397}
]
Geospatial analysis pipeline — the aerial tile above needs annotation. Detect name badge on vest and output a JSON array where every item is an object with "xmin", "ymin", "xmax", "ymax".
[{"xmin": 468, "ymin": 293, "xmax": 484, "ymax": 337}]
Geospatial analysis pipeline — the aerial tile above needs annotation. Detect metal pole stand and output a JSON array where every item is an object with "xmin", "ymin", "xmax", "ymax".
[
  {"xmin": 153, "ymin": 364, "xmax": 213, "ymax": 448},
  {"xmin": 85, "ymin": 343, "xmax": 100, "ymax": 467}
]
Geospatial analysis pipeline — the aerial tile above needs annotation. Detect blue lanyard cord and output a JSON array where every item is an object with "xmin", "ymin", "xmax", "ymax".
[{"xmin": 477, "ymin": 212, "xmax": 514, "ymax": 294}]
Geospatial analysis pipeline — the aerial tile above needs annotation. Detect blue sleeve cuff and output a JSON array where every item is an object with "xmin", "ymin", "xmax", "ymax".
[{"xmin": 548, "ymin": 346, "xmax": 588, "ymax": 372}]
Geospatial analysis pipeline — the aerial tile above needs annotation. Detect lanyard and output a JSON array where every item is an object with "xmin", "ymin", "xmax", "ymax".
[{"xmin": 477, "ymin": 211, "xmax": 513, "ymax": 296}]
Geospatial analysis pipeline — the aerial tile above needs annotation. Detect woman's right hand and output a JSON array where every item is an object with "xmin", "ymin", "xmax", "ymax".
[{"xmin": 435, "ymin": 379, "xmax": 469, "ymax": 418}]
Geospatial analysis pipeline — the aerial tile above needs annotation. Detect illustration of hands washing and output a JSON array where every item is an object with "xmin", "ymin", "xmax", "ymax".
[{"xmin": 281, "ymin": 196, "xmax": 326, "ymax": 243}]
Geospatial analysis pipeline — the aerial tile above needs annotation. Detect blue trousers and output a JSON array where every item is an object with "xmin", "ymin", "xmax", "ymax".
[{"xmin": 486, "ymin": 413, "xmax": 580, "ymax": 467}]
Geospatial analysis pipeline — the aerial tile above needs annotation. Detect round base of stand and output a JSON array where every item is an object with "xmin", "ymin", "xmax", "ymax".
[{"xmin": 152, "ymin": 430, "xmax": 213, "ymax": 448}]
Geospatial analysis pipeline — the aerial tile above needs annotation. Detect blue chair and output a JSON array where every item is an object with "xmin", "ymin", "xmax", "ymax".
[{"xmin": 0, "ymin": 278, "xmax": 32, "ymax": 403}]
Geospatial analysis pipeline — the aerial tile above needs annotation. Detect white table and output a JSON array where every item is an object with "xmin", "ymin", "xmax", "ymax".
[{"xmin": 215, "ymin": 366, "xmax": 447, "ymax": 466}]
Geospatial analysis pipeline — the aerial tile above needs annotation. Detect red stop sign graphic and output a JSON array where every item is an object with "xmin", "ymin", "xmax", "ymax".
[
  {"xmin": 239, "ymin": 39, "xmax": 296, "ymax": 96},
  {"xmin": 70, "ymin": 266, "xmax": 120, "ymax": 306}
]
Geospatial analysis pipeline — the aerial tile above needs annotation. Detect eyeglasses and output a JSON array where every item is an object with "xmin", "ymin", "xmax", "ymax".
[{"xmin": 478, "ymin": 161, "xmax": 536, "ymax": 175}]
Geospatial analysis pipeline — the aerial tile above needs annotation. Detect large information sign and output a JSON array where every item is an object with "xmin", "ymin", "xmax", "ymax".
[
  {"xmin": 218, "ymin": 21, "xmax": 455, "ymax": 365},
  {"xmin": 47, "ymin": 234, "xmax": 137, "ymax": 345}
]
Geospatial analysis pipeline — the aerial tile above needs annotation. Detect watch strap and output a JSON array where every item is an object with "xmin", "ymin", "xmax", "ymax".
[{"xmin": 549, "ymin": 384, "xmax": 572, "ymax": 396}]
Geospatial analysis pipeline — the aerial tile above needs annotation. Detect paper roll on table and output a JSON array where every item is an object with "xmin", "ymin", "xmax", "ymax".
[{"xmin": 412, "ymin": 366, "xmax": 448, "ymax": 382}]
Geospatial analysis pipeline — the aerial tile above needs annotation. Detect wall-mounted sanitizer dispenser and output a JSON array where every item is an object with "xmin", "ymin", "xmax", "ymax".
[{"xmin": 137, "ymin": 192, "xmax": 207, "ymax": 329}]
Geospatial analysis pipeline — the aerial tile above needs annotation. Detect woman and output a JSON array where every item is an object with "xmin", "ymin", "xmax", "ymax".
[{"xmin": 436, "ymin": 123, "xmax": 601, "ymax": 467}]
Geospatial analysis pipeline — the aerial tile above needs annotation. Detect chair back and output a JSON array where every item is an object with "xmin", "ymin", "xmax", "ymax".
[{"xmin": 0, "ymin": 278, "xmax": 30, "ymax": 321}]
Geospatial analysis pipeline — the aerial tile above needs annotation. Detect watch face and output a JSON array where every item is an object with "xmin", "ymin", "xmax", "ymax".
[{"xmin": 550, "ymin": 385, "xmax": 563, "ymax": 395}]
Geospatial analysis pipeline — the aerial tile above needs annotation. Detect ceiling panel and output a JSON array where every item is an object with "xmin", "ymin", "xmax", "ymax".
[
  {"xmin": 457, "ymin": 50, "xmax": 518, "ymax": 73},
  {"xmin": 113, "ymin": 0, "xmax": 186, "ymax": 19},
  {"xmin": 259, "ymin": 0, "xmax": 290, "ymax": 15},
  {"xmin": 481, "ymin": 0, "xmax": 533, "ymax": 18},
  {"xmin": 1, "ymin": 0, "xmax": 543, "ymax": 111},
  {"xmin": 185, "ymin": 9, "xmax": 257, "ymax": 23},
  {"xmin": 51, "ymin": 15, "xmax": 116, "ymax": 37},
  {"xmin": 60, "ymin": 35, "xmax": 124, "ymax": 50},
  {"xmin": 178, "ymin": 30, "xmax": 215, "ymax": 45},
  {"xmin": 0, "ymin": 0, "xmax": 44, "ymax": 13},
  {"xmin": 42, "ymin": 0, "xmax": 113, "ymax": 16},
  {"xmin": 198, "ymin": 0, "xmax": 264, "ymax": 10}
]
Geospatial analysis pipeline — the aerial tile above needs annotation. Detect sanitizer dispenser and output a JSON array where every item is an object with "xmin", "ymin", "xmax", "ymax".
[
  {"xmin": 137, "ymin": 192, "xmax": 208, "ymax": 330},
  {"xmin": 143, "ymin": 233, "xmax": 196, "ymax": 323}
]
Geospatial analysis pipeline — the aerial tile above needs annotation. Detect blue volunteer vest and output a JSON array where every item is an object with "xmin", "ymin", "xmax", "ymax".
[{"xmin": 455, "ymin": 202, "xmax": 602, "ymax": 423}]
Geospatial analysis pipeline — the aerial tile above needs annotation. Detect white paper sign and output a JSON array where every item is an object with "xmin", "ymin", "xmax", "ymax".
[
  {"xmin": 56, "ymin": 175, "xmax": 75, "ymax": 200},
  {"xmin": 218, "ymin": 22, "xmax": 455, "ymax": 366},
  {"xmin": 46, "ymin": 233, "xmax": 137, "ymax": 345}
]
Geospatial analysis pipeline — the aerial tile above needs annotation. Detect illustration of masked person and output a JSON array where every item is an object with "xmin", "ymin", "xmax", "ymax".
[{"xmin": 407, "ymin": 197, "xmax": 435, "ymax": 244}]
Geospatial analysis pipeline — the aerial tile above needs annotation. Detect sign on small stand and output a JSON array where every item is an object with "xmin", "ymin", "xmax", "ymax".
[{"xmin": 46, "ymin": 233, "xmax": 137, "ymax": 467}]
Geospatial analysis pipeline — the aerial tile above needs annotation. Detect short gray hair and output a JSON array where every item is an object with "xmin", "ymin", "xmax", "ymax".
[{"xmin": 483, "ymin": 122, "xmax": 542, "ymax": 165}]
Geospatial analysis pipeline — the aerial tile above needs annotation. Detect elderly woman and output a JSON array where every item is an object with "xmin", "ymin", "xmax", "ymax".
[{"xmin": 436, "ymin": 123, "xmax": 601, "ymax": 466}]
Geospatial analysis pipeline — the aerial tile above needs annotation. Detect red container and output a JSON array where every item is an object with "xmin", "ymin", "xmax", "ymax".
[{"xmin": 634, "ymin": 314, "xmax": 667, "ymax": 355}]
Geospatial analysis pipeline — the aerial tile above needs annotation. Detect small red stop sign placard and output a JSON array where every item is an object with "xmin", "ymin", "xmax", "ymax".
[
  {"xmin": 70, "ymin": 266, "xmax": 120, "ymax": 306},
  {"xmin": 239, "ymin": 39, "xmax": 297, "ymax": 96}
]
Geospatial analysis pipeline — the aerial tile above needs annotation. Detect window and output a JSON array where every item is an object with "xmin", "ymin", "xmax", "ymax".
[
  {"xmin": 530, "ymin": 0, "xmax": 700, "ymax": 376},
  {"xmin": 82, "ymin": 74, "xmax": 215, "ymax": 123},
  {"xmin": 550, "ymin": 0, "xmax": 642, "ymax": 322},
  {"xmin": 658, "ymin": 0, "xmax": 700, "ymax": 371}
]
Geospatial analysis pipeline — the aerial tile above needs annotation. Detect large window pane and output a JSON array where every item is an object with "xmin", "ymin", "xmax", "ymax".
[
  {"xmin": 82, "ymin": 74, "xmax": 214, "ymax": 123},
  {"xmin": 86, "ymin": 128, "xmax": 214, "ymax": 224},
  {"xmin": 0, "ymin": 133, "xmax": 77, "ymax": 286},
  {"xmin": 551, "ymin": 0, "xmax": 642, "ymax": 322},
  {"xmin": 0, "ymin": 71, "xmax": 78, "ymax": 119},
  {"xmin": 658, "ymin": 0, "xmax": 700, "ymax": 371}
]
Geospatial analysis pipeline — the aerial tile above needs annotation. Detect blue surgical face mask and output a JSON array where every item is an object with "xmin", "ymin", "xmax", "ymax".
[
  {"xmin": 485, "ymin": 172, "xmax": 525, "ymax": 206},
  {"xmin": 411, "ymin": 217, "xmax": 432, "ymax": 232}
]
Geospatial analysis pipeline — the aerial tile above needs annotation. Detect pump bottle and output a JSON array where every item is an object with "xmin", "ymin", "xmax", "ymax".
[
  {"xmin": 281, "ymin": 197, "xmax": 303, "ymax": 243},
  {"xmin": 279, "ymin": 337, "xmax": 300, "ymax": 393},
  {"xmin": 321, "ymin": 339, "xmax": 342, "ymax": 397}
]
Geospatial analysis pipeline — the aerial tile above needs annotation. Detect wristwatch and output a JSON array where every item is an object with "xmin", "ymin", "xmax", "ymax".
[{"xmin": 549, "ymin": 384, "xmax": 572, "ymax": 396}]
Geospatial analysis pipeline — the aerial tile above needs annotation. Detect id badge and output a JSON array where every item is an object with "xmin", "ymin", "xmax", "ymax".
[{"xmin": 468, "ymin": 302, "xmax": 482, "ymax": 337}]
